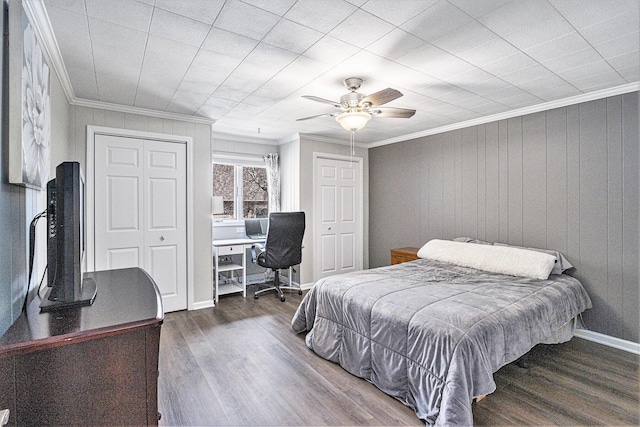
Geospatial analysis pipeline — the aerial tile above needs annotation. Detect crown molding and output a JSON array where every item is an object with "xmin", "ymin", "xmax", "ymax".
[
  {"xmin": 211, "ymin": 130, "xmax": 282, "ymax": 145},
  {"xmin": 369, "ymin": 82, "xmax": 640, "ymax": 148},
  {"xmin": 23, "ymin": 0, "xmax": 76, "ymax": 103},
  {"xmin": 71, "ymin": 98, "xmax": 216, "ymax": 125},
  {"xmin": 299, "ymin": 133, "xmax": 368, "ymax": 148},
  {"xmin": 276, "ymin": 133, "xmax": 300, "ymax": 145}
]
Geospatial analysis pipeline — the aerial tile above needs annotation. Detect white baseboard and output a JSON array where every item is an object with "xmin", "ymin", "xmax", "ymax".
[
  {"xmin": 300, "ymin": 282, "xmax": 314, "ymax": 290},
  {"xmin": 574, "ymin": 329, "xmax": 640, "ymax": 355},
  {"xmin": 192, "ymin": 300, "xmax": 215, "ymax": 310}
]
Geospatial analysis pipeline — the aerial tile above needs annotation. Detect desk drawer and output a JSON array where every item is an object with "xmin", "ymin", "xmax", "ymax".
[{"xmin": 218, "ymin": 244, "xmax": 243, "ymax": 256}]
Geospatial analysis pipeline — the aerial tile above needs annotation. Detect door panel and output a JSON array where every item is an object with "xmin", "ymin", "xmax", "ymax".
[
  {"xmin": 108, "ymin": 145, "xmax": 139, "ymax": 166},
  {"xmin": 321, "ymin": 185, "xmax": 336, "ymax": 223},
  {"xmin": 341, "ymin": 186, "xmax": 355, "ymax": 222},
  {"xmin": 108, "ymin": 176, "xmax": 140, "ymax": 230},
  {"xmin": 108, "ymin": 247, "xmax": 140, "ymax": 270},
  {"xmin": 148, "ymin": 178, "xmax": 177, "ymax": 229},
  {"xmin": 148, "ymin": 245, "xmax": 178, "ymax": 298},
  {"xmin": 321, "ymin": 234, "xmax": 337, "ymax": 273},
  {"xmin": 341, "ymin": 233, "xmax": 355, "ymax": 269}
]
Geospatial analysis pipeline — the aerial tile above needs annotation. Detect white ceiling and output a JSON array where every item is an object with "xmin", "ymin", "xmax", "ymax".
[{"xmin": 38, "ymin": 0, "xmax": 639, "ymax": 145}]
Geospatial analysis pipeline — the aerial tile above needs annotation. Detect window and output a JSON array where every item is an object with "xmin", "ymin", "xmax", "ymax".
[{"xmin": 213, "ymin": 162, "xmax": 269, "ymax": 221}]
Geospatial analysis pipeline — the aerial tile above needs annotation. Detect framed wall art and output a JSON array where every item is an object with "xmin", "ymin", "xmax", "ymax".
[{"xmin": 8, "ymin": 0, "xmax": 51, "ymax": 189}]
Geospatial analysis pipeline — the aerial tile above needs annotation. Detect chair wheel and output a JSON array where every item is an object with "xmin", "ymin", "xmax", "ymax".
[
  {"xmin": 280, "ymin": 296, "xmax": 286, "ymax": 302},
  {"xmin": 298, "ymin": 290, "xmax": 303, "ymax": 295},
  {"xmin": 254, "ymin": 295, "xmax": 259, "ymax": 299}
]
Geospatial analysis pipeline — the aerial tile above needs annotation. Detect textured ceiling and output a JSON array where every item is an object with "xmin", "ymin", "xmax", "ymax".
[{"xmin": 40, "ymin": 0, "xmax": 639, "ymax": 144}]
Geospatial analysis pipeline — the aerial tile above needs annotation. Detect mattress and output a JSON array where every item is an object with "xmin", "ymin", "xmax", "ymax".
[{"xmin": 291, "ymin": 259, "xmax": 592, "ymax": 425}]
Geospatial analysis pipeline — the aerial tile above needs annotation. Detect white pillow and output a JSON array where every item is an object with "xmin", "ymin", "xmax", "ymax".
[
  {"xmin": 493, "ymin": 242, "xmax": 574, "ymax": 275},
  {"xmin": 417, "ymin": 239, "xmax": 556, "ymax": 280},
  {"xmin": 453, "ymin": 237, "xmax": 575, "ymax": 275}
]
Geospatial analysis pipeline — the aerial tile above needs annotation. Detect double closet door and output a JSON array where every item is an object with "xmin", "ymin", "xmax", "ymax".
[{"xmin": 93, "ymin": 134, "xmax": 187, "ymax": 312}]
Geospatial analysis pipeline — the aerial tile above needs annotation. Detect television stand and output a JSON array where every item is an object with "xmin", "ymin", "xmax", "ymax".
[
  {"xmin": 39, "ymin": 277, "xmax": 97, "ymax": 312},
  {"xmin": 0, "ymin": 268, "xmax": 163, "ymax": 426}
]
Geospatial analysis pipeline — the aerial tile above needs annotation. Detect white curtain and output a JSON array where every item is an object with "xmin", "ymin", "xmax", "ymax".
[{"xmin": 264, "ymin": 153, "xmax": 280, "ymax": 213}]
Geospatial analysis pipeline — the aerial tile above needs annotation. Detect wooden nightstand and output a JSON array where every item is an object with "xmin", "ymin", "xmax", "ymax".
[{"xmin": 390, "ymin": 247, "xmax": 420, "ymax": 265}]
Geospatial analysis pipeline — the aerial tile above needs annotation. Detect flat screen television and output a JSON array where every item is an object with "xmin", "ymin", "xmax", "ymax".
[{"xmin": 40, "ymin": 162, "xmax": 97, "ymax": 312}]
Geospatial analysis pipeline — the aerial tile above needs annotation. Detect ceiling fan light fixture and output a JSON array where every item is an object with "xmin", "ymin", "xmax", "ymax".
[{"xmin": 336, "ymin": 111, "xmax": 371, "ymax": 131}]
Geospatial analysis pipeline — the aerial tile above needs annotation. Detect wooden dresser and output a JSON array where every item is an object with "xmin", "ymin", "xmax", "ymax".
[
  {"xmin": 0, "ymin": 268, "xmax": 163, "ymax": 426},
  {"xmin": 390, "ymin": 247, "xmax": 420, "ymax": 265}
]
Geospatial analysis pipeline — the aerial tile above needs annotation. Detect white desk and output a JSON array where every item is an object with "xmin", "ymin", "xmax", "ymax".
[{"xmin": 212, "ymin": 238, "xmax": 264, "ymax": 304}]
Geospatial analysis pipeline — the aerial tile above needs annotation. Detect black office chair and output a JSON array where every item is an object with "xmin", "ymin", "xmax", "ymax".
[{"xmin": 251, "ymin": 212, "xmax": 305, "ymax": 302}]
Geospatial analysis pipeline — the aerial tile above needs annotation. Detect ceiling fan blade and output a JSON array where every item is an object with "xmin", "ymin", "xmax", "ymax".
[
  {"xmin": 361, "ymin": 88, "xmax": 403, "ymax": 107},
  {"xmin": 373, "ymin": 107, "xmax": 416, "ymax": 118},
  {"xmin": 301, "ymin": 95, "xmax": 341, "ymax": 108},
  {"xmin": 296, "ymin": 113, "xmax": 337, "ymax": 121}
]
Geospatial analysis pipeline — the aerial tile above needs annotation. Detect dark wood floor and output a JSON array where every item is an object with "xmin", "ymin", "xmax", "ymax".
[{"xmin": 158, "ymin": 286, "xmax": 639, "ymax": 426}]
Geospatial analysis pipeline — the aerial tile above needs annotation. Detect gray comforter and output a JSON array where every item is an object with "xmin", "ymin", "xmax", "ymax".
[{"xmin": 291, "ymin": 259, "xmax": 592, "ymax": 426}]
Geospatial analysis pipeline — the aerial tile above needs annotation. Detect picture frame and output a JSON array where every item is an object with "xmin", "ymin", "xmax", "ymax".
[{"xmin": 8, "ymin": 0, "xmax": 51, "ymax": 190}]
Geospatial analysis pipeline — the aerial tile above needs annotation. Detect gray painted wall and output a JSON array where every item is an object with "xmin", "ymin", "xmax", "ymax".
[
  {"xmin": 369, "ymin": 93, "xmax": 639, "ymax": 343},
  {"xmin": 1, "ymin": 0, "xmax": 74, "ymax": 335},
  {"xmin": 0, "ymin": 0, "xmax": 25, "ymax": 335}
]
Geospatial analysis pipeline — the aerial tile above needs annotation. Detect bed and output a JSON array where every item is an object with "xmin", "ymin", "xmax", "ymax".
[{"xmin": 291, "ymin": 239, "xmax": 592, "ymax": 426}]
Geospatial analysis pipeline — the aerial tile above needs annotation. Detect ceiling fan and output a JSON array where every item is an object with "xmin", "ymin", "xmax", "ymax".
[{"xmin": 297, "ymin": 77, "xmax": 416, "ymax": 132}]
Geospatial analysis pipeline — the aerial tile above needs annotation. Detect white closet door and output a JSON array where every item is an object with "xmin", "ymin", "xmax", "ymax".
[
  {"xmin": 314, "ymin": 156, "xmax": 362, "ymax": 281},
  {"xmin": 94, "ymin": 135, "xmax": 144, "ymax": 270},
  {"xmin": 143, "ymin": 142, "xmax": 186, "ymax": 313},
  {"xmin": 94, "ymin": 134, "xmax": 187, "ymax": 312}
]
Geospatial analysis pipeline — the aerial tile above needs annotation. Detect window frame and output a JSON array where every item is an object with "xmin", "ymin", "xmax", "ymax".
[{"xmin": 212, "ymin": 154, "xmax": 268, "ymax": 225}]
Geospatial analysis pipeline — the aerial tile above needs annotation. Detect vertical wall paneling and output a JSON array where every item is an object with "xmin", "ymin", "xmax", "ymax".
[
  {"xmin": 522, "ymin": 112, "xmax": 547, "ymax": 249},
  {"xmin": 124, "ymin": 114, "xmax": 149, "ymax": 131},
  {"xmin": 546, "ymin": 108, "xmax": 568, "ymax": 254},
  {"xmin": 74, "ymin": 107, "xmax": 93, "ymax": 164},
  {"xmin": 0, "ymin": 1, "xmax": 14, "ymax": 335},
  {"xmin": 442, "ymin": 134, "xmax": 456, "ymax": 238},
  {"xmin": 428, "ymin": 135, "xmax": 444, "ymax": 240},
  {"xmin": 578, "ymin": 99, "xmax": 609, "ymax": 332},
  {"xmin": 454, "ymin": 131, "xmax": 463, "ymax": 237},
  {"xmin": 104, "ymin": 110, "xmax": 125, "ymax": 129},
  {"xmin": 507, "ymin": 118, "xmax": 523, "ymax": 246},
  {"xmin": 566, "ymin": 105, "xmax": 581, "ymax": 272},
  {"xmin": 416, "ymin": 142, "xmax": 429, "ymax": 245},
  {"xmin": 606, "ymin": 96, "xmax": 624, "ymax": 336},
  {"xmin": 1, "ymin": 24, "xmax": 73, "ymax": 334},
  {"xmin": 477, "ymin": 125, "xmax": 486, "ymax": 241},
  {"xmin": 484, "ymin": 122, "xmax": 500, "ymax": 243},
  {"xmin": 9, "ymin": 187, "xmax": 23, "ymax": 324},
  {"xmin": 461, "ymin": 127, "xmax": 478, "ymax": 238},
  {"xmin": 621, "ymin": 93, "xmax": 639, "ymax": 340},
  {"xmin": 148, "ymin": 117, "xmax": 164, "ymax": 134},
  {"xmin": 369, "ymin": 92, "xmax": 639, "ymax": 343},
  {"xmin": 498, "ymin": 120, "xmax": 509, "ymax": 243},
  {"xmin": 92, "ymin": 108, "xmax": 105, "ymax": 127}
]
